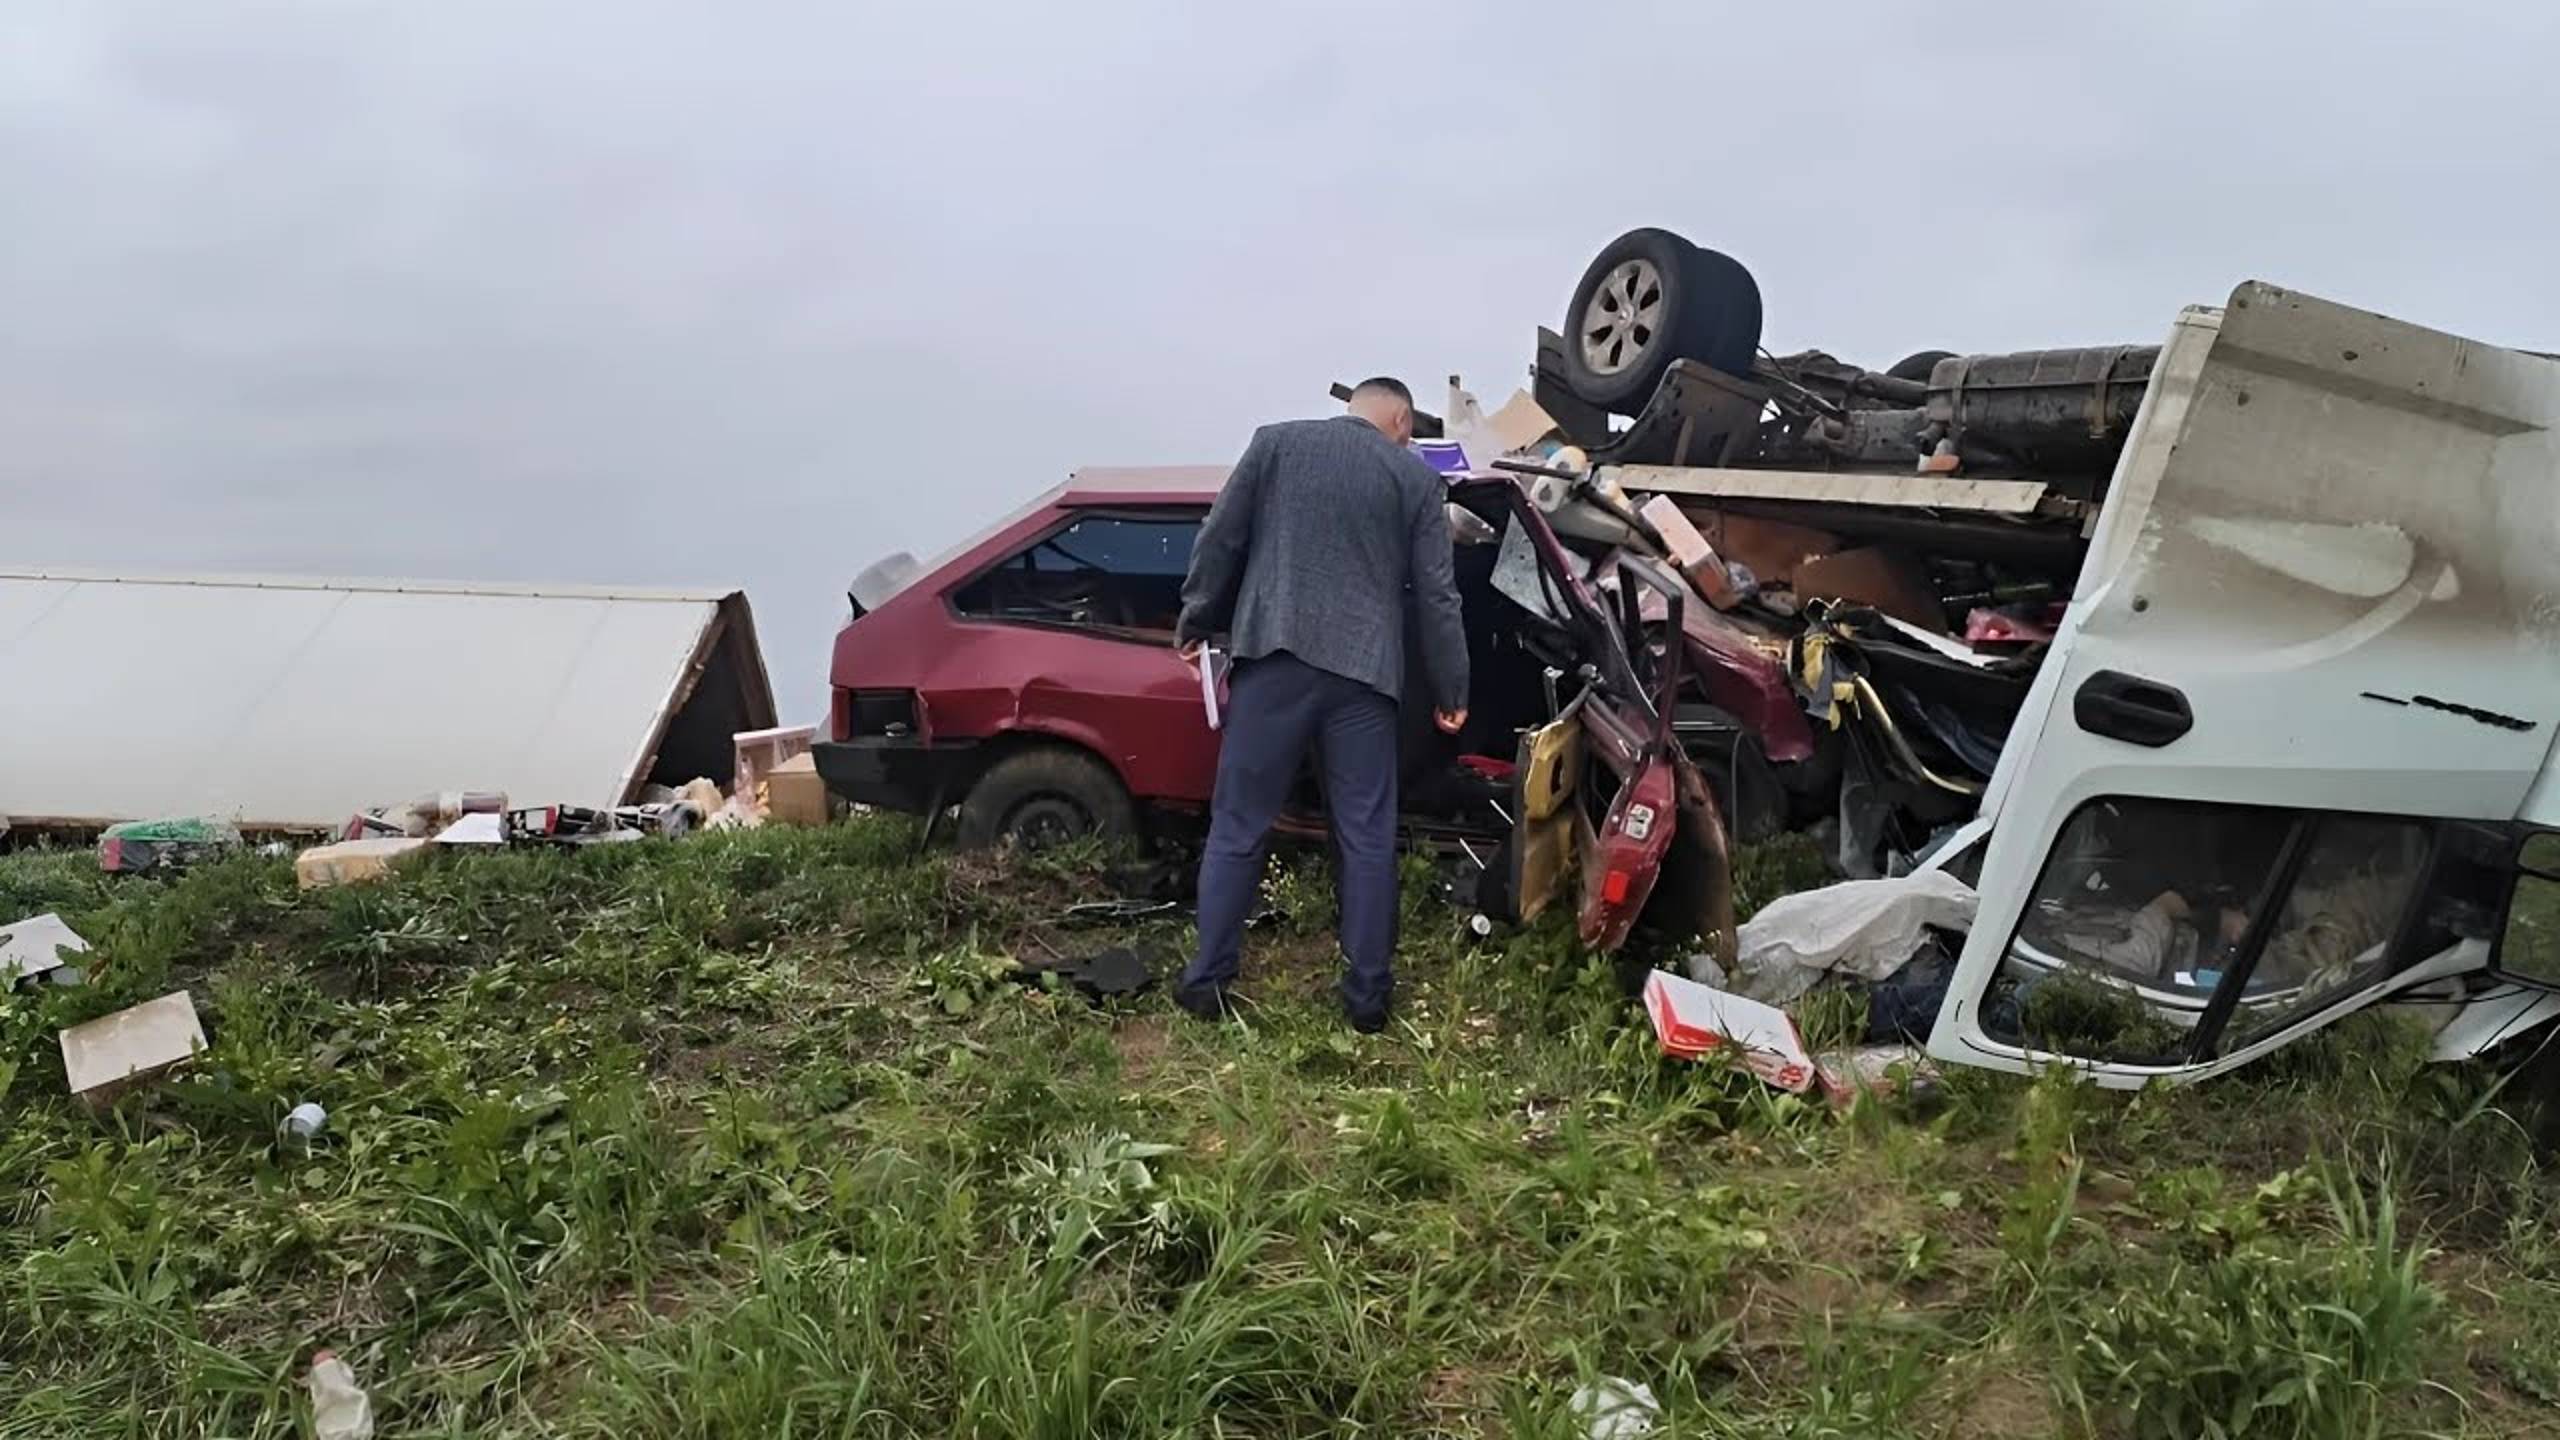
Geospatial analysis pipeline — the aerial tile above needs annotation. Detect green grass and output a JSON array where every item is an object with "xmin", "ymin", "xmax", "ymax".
[{"xmin": 2, "ymin": 817, "xmax": 2557, "ymax": 1437}]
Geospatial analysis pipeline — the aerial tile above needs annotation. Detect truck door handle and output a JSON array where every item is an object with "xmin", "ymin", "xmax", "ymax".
[{"xmin": 2073, "ymin": 670, "xmax": 2193, "ymax": 748}]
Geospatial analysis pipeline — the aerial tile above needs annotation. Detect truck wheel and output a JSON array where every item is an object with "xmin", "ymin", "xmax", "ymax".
[
  {"xmin": 1560, "ymin": 229, "xmax": 1763, "ymax": 411},
  {"xmin": 1887, "ymin": 349, "xmax": 1956, "ymax": 383},
  {"xmin": 957, "ymin": 748, "xmax": 1138, "ymax": 851}
]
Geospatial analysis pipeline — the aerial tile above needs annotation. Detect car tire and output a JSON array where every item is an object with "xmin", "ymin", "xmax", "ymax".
[
  {"xmin": 1887, "ymin": 349, "xmax": 1956, "ymax": 383},
  {"xmin": 1560, "ymin": 228, "xmax": 1764, "ymax": 411},
  {"xmin": 957, "ymin": 747, "xmax": 1139, "ymax": 851}
]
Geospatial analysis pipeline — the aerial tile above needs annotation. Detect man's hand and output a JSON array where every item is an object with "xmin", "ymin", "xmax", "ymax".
[
  {"xmin": 1176, "ymin": 639, "xmax": 1203, "ymax": 663},
  {"xmin": 1435, "ymin": 707, "xmax": 1468, "ymax": 735}
]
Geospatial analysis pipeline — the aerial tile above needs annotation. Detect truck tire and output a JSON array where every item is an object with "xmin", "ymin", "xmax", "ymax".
[
  {"xmin": 1560, "ymin": 229, "xmax": 1763, "ymax": 411},
  {"xmin": 957, "ymin": 747, "xmax": 1139, "ymax": 851},
  {"xmin": 1887, "ymin": 349, "xmax": 1956, "ymax": 383}
]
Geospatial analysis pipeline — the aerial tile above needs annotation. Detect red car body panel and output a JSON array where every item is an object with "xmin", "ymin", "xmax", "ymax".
[
  {"xmin": 1684, "ymin": 608, "xmax": 1815, "ymax": 764},
  {"xmin": 827, "ymin": 482, "xmax": 1224, "ymax": 802}
]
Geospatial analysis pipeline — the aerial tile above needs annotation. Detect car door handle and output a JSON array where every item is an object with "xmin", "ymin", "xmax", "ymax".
[{"xmin": 2073, "ymin": 670, "xmax": 2193, "ymax": 748}]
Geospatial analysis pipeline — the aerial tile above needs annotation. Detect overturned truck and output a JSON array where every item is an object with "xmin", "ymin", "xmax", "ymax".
[
  {"xmin": 1525, "ymin": 227, "xmax": 2179, "ymax": 878},
  {"xmin": 1534, "ymin": 230, "xmax": 2560, "ymax": 1086}
]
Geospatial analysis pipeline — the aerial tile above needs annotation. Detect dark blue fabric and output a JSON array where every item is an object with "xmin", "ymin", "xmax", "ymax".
[
  {"xmin": 1182, "ymin": 653, "xmax": 1401, "ymax": 1020},
  {"xmin": 1864, "ymin": 944, "xmax": 1955, "ymax": 1044}
]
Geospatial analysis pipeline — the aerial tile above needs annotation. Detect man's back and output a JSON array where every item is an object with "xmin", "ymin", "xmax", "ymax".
[
  {"xmin": 1176, "ymin": 414, "xmax": 1467, "ymax": 712},
  {"xmin": 1174, "ymin": 381, "xmax": 1469, "ymax": 1034}
]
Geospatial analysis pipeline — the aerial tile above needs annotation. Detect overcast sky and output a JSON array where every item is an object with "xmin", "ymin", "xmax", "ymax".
[{"xmin": 9, "ymin": 1, "xmax": 2558, "ymax": 719}]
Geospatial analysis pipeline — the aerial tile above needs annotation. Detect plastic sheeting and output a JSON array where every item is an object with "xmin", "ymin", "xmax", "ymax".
[{"xmin": 1728, "ymin": 869, "xmax": 1979, "ymax": 1004}]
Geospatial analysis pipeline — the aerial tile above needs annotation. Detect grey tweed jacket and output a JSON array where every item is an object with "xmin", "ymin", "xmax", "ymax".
[{"xmin": 1175, "ymin": 415, "xmax": 1469, "ymax": 711}]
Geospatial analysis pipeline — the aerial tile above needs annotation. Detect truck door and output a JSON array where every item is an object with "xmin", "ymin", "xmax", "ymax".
[{"xmin": 1928, "ymin": 283, "xmax": 2560, "ymax": 1086}]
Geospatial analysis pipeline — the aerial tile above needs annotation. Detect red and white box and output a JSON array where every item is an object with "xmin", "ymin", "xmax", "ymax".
[{"xmin": 1642, "ymin": 970, "xmax": 1818, "ymax": 1094}]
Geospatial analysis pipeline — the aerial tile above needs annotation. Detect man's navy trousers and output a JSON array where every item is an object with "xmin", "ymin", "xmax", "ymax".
[{"xmin": 1181, "ymin": 652, "xmax": 1399, "ymax": 1020}]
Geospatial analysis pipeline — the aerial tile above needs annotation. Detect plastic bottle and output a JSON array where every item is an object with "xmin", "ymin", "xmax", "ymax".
[
  {"xmin": 307, "ymin": 1350, "xmax": 374, "ymax": 1440},
  {"xmin": 285, "ymin": 1102, "xmax": 329, "ymax": 1141}
]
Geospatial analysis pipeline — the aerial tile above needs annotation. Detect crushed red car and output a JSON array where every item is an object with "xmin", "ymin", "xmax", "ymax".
[{"xmin": 818, "ymin": 467, "xmax": 1734, "ymax": 961}]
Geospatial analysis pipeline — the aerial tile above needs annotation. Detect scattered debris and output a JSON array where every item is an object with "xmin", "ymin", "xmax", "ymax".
[
  {"xmin": 1061, "ymin": 899, "xmax": 1181, "ymax": 926},
  {"xmin": 1, "ymin": 913, "xmax": 89, "ymax": 987},
  {"xmin": 431, "ymin": 811, "xmax": 507, "ymax": 846},
  {"xmin": 99, "ymin": 817, "xmax": 240, "ymax": 874},
  {"xmin": 1011, "ymin": 947, "xmax": 1156, "ymax": 1002},
  {"xmin": 60, "ymin": 990, "xmax": 206, "ymax": 1106},
  {"xmin": 285, "ymin": 1101, "xmax": 330, "ymax": 1140},
  {"xmin": 677, "ymin": 777, "xmax": 726, "ymax": 822},
  {"xmin": 1638, "ymin": 493, "xmax": 1741, "ymax": 609},
  {"xmin": 1569, "ymin": 1376, "xmax": 1661, "ymax": 1440},
  {"xmin": 1724, "ymin": 870, "xmax": 1978, "ymax": 1005},
  {"xmin": 295, "ymin": 837, "xmax": 432, "ymax": 890},
  {"xmin": 306, "ymin": 1350, "xmax": 375, "ymax": 1440},
  {"xmin": 1814, "ymin": 1045, "xmax": 1940, "ymax": 1107},
  {"xmin": 505, "ymin": 802, "xmax": 702, "ymax": 846},
  {"xmin": 343, "ymin": 790, "xmax": 505, "ymax": 841},
  {"xmin": 1642, "ymin": 970, "xmax": 1817, "ymax": 1094}
]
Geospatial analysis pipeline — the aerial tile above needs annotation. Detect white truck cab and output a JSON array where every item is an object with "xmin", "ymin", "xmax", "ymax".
[{"xmin": 1923, "ymin": 284, "xmax": 2560, "ymax": 1086}]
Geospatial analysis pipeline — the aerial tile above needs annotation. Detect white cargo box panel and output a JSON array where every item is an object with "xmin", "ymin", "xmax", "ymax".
[{"xmin": 0, "ymin": 571, "xmax": 777, "ymax": 829}]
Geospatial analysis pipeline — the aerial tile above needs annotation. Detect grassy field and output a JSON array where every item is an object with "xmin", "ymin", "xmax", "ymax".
[{"xmin": 4, "ymin": 817, "xmax": 2560, "ymax": 1438}]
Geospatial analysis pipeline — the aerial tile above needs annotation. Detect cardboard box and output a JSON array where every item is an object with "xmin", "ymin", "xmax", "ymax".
[
  {"xmin": 733, "ymin": 724, "xmax": 817, "ymax": 798},
  {"xmin": 61, "ymin": 991, "xmax": 206, "ymax": 1105},
  {"xmin": 1790, "ymin": 546, "xmax": 1945, "ymax": 628},
  {"xmin": 764, "ymin": 752, "xmax": 834, "ymax": 827},
  {"xmin": 1642, "ymin": 970, "xmax": 1818, "ymax": 1093},
  {"xmin": 1691, "ymin": 511, "xmax": 1841, "ymax": 588}
]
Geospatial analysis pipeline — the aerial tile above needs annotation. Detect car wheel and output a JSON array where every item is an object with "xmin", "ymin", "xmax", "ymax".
[
  {"xmin": 1887, "ymin": 349, "xmax": 1956, "ymax": 383},
  {"xmin": 1560, "ymin": 228, "xmax": 1764, "ymax": 411},
  {"xmin": 957, "ymin": 747, "xmax": 1139, "ymax": 851}
]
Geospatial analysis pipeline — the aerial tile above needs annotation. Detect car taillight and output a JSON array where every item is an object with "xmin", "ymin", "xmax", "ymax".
[{"xmin": 1602, "ymin": 869, "xmax": 1632, "ymax": 905}]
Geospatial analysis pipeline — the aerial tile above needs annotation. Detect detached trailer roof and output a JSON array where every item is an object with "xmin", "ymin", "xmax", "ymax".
[{"xmin": 0, "ymin": 570, "xmax": 777, "ymax": 830}]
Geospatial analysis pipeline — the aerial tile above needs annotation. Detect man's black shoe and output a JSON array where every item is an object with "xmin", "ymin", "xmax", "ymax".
[
  {"xmin": 1173, "ymin": 984, "xmax": 1232, "ymax": 1022},
  {"xmin": 1346, "ymin": 1006, "xmax": 1389, "ymax": 1036}
]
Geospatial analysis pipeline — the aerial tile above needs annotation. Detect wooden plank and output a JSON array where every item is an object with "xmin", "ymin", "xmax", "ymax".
[{"xmin": 1604, "ymin": 465, "xmax": 2048, "ymax": 515}]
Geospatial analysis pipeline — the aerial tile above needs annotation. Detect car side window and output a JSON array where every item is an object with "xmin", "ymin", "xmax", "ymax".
[
  {"xmin": 1978, "ymin": 797, "xmax": 2431, "ymax": 1064},
  {"xmin": 950, "ymin": 514, "xmax": 1202, "ymax": 635},
  {"xmin": 2499, "ymin": 833, "xmax": 2560, "ymax": 986}
]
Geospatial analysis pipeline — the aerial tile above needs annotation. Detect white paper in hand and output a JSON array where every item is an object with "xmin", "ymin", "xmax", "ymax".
[{"xmin": 1197, "ymin": 648, "xmax": 1230, "ymax": 731}]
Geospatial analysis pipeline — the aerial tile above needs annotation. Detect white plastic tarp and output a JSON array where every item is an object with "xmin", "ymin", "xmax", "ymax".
[{"xmin": 1728, "ymin": 870, "xmax": 1979, "ymax": 1004}]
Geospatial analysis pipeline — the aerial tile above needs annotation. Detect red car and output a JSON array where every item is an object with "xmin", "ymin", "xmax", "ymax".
[{"xmin": 818, "ymin": 465, "xmax": 1735, "ymax": 957}]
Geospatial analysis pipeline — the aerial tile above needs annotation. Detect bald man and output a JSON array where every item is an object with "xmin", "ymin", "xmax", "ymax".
[{"xmin": 1171, "ymin": 377, "xmax": 1470, "ymax": 1033}]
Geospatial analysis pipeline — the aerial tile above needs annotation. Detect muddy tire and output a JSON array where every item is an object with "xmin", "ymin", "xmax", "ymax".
[
  {"xmin": 957, "ymin": 747, "xmax": 1138, "ymax": 851},
  {"xmin": 1887, "ymin": 349, "xmax": 1956, "ymax": 383},
  {"xmin": 1560, "ymin": 228, "xmax": 1764, "ymax": 411}
]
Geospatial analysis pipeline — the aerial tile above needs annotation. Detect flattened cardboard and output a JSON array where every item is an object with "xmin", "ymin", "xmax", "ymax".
[
  {"xmin": 61, "ymin": 990, "xmax": 206, "ymax": 1104},
  {"xmin": 1, "ymin": 913, "xmax": 89, "ymax": 984}
]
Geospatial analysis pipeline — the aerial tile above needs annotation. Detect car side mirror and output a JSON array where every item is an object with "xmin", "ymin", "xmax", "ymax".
[{"xmin": 2491, "ymin": 832, "xmax": 2560, "ymax": 990}]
